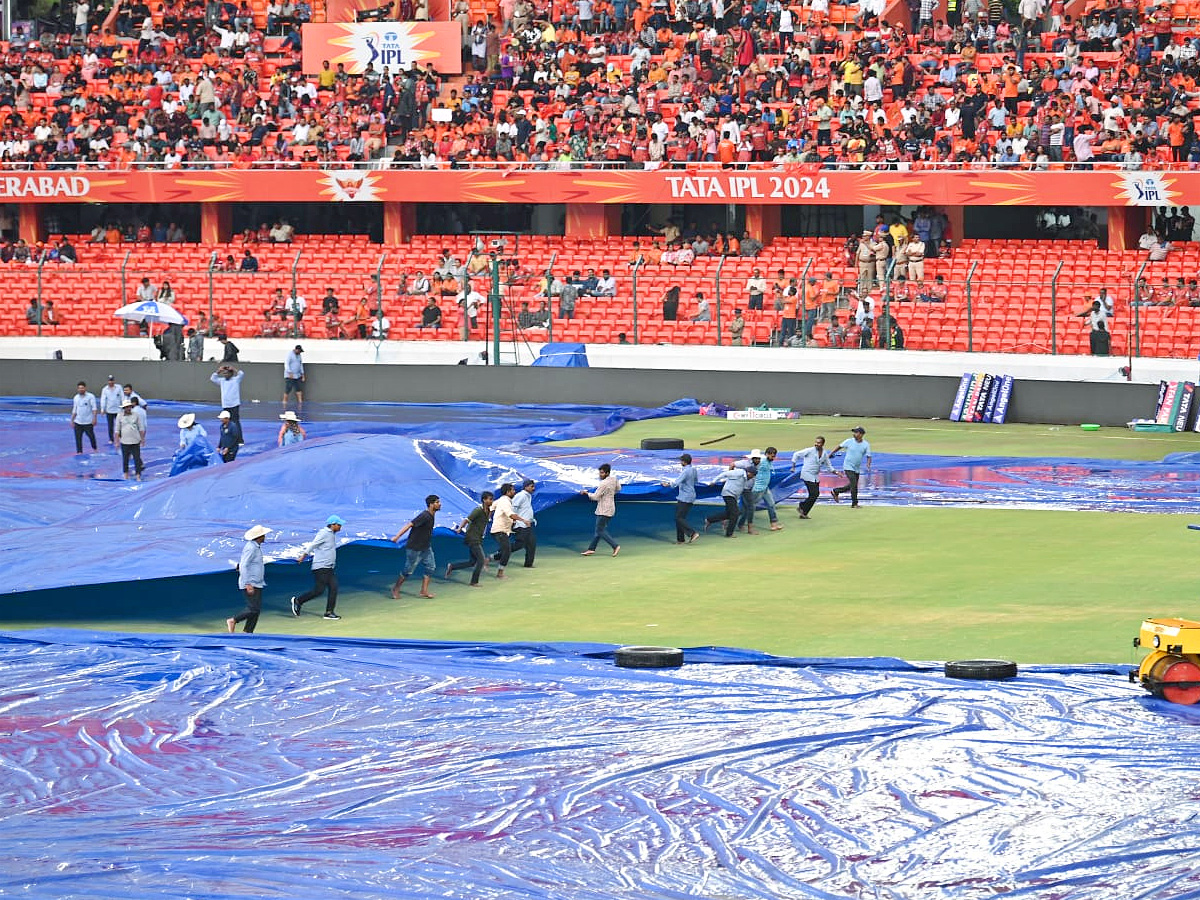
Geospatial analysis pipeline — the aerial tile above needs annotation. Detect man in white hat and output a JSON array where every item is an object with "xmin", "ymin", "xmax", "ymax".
[
  {"xmin": 277, "ymin": 410, "xmax": 306, "ymax": 446},
  {"xmin": 116, "ymin": 398, "xmax": 146, "ymax": 480},
  {"xmin": 228, "ymin": 524, "xmax": 269, "ymax": 633},
  {"xmin": 292, "ymin": 515, "xmax": 344, "ymax": 620},
  {"xmin": 177, "ymin": 412, "xmax": 208, "ymax": 449},
  {"xmin": 216, "ymin": 410, "xmax": 242, "ymax": 462},
  {"xmin": 736, "ymin": 449, "xmax": 764, "ymax": 534}
]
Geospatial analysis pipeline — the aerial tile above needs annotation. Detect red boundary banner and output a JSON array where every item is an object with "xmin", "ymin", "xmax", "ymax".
[{"xmin": 2, "ymin": 168, "xmax": 1199, "ymax": 206}]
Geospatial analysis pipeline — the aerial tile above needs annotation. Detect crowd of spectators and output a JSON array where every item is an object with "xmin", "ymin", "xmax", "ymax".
[{"xmin": 0, "ymin": 0, "xmax": 1196, "ymax": 170}]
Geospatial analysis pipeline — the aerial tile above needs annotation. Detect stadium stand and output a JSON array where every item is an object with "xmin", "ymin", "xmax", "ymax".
[{"xmin": 2, "ymin": 0, "xmax": 1199, "ymax": 355}]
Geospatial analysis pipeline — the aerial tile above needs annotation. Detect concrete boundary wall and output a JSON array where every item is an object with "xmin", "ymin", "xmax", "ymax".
[{"xmin": 1, "ymin": 358, "xmax": 1158, "ymax": 426}]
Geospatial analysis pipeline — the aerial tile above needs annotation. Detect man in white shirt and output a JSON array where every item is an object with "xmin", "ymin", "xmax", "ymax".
[
  {"xmin": 70, "ymin": 380, "xmax": 98, "ymax": 454},
  {"xmin": 490, "ymin": 482, "xmax": 522, "ymax": 579},
  {"xmin": 595, "ymin": 270, "xmax": 616, "ymax": 296},
  {"xmin": 99, "ymin": 374, "xmax": 124, "ymax": 445},
  {"xmin": 136, "ymin": 277, "xmax": 157, "ymax": 304}
]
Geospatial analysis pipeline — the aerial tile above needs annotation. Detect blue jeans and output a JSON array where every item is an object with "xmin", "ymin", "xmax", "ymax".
[
  {"xmin": 403, "ymin": 547, "xmax": 436, "ymax": 578},
  {"xmin": 738, "ymin": 490, "xmax": 763, "ymax": 528},
  {"xmin": 588, "ymin": 515, "xmax": 617, "ymax": 551},
  {"xmin": 762, "ymin": 488, "xmax": 778, "ymax": 523}
]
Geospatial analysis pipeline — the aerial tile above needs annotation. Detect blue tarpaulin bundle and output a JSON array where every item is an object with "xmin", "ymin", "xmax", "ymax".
[{"xmin": 531, "ymin": 342, "xmax": 589, "ymax": 367}]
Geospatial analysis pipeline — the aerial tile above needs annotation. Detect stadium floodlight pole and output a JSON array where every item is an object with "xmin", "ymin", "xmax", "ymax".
[
  {"xmin": 545, "ymin": 251, "xmax": 557, "ymax": 344},
  {"xmin": 462, "ymin": 251, "xmax": 475, "ymax": 342},
  {"xmin": 121, "ymin": 249, "xmax": 133, "ymax": 338},
  {"xmin": 883, "ymin": 257, "xmax": 895, "ymax": 351},
  {"xmin": 290, "ymin": 249, "xmax": 301, "ymax": 338},
  {"xmin": 206, "ymin": 250, "xmax": 218, "ymax": 337},
  {"xmin": 35, "ymin": 254, "xmax": 44, "ymax": 338},
  {"xmin": 798, "ymin": 258, "xmax": 812, "ymax": 347},
  {"xmin": 631, "ymin": 255, "xmax": 643, "ymax": 345},
  {"xmin": 374, "ymin": 251, "xmax": 387, "ymax": 353},
  {"xmin": 1133, "ymin": 258, "xmax": 1148, "ymax": 359},
  {"xmin": 715, "ymin": 254, "xmax": 726, "ymax": 347},
  {"xmin": 1050, "ymin": 259, "xmax": 1062, "ymax": 355},
  {"xmin": 965, "ymin": 260, "xmax": 978, "ymax": 353},
  {"xmin": 490, "ymin": 255, "xmax": 501, "ymax": 366}
]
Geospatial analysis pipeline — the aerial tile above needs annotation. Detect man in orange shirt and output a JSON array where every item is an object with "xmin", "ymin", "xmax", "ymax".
[
  {"xmin": 716, "ymin": 131, "xmax": 736, "ymax": 166},
  {"xmin": 820, "ymin": 271, "xmax": 840, "ymax": 321},
  {"xmin": 801, "ymin": 277, "xmax": 821, "ymax": 340}
]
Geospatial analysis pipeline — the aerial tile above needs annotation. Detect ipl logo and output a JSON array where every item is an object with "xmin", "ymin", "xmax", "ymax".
[
  {"xmin": 363, "ymin": 30, "xmax": 409, "ymax": 68},
  {"xmin": 1118, "ymin": 172, "xmax": 1176, "ymax": 206}
]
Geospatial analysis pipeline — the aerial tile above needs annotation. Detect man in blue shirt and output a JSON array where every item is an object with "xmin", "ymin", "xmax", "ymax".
[
  {"xmin": 292, "ymin": 515, "xmax": 344, "ymax": 620},
  {"xmin": 228, "ymin": 523, "xmax": 269, "ymax": 633},
  {"xmin": 830, "ymin": 426, "xmax": 872, "ymax": 508},
  {"xmin": 509, "ymin": 479, "xmax": 539, "ymax": 568},
  {"xmin": 69, "ymin": 380, "xmax": 98, "ymax": 454},
  {"xmin": 216, "ymin": 411, "xmax": 243, "ymax": 463},
  {"xmin": 704, "ymin": 461, "xmax": 751, "ymax": 538},
  {"xmin": 739, "ymin": 447, "xmax": 784, "ymax": 532},
  {"xmin": 283, "ymin": 344, "xmax": 305, "ymax": 411},
  {"xmin": 663, "ymin": 452, "xmax": 700, "ymax": 544},
  {"xmin": 791, "ymin": 436, "xmax": 833, "ymax": 519}
]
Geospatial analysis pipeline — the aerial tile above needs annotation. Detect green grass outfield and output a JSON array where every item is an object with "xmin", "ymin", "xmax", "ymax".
[{"xmin": 6, "ymin": 416, "xmax": 1200, "ymax": 665}]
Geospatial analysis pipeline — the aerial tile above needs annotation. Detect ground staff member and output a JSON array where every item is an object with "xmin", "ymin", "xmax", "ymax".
[
  {"xmin": 99, "ymin": 375, "xmax": 123, "ymax": 444},
  {"xmin": 705, "ymin": 461, "xmax": 751, "ymax": 537},
  {"xmin": 70, "ymin": 380, "xmax": 98, "ymax": 453},
  {"xmin": 791, "ymin": 436, "xmax": 833, "ymax": 519},
  {"xmin": 116, "ymin": 398, "xmax": 146, "ymax": 479},
  {"xmin": 489, "ymin": 482, "xmax": 520, "ymax": 579},
  {"xmin": 760, "ymin": 447, "xmax": 784, "ymax": 530},
  {"xmin": 581, "ymin": 463, "xmax": 621, "ymax": 557},
  {"xmin": 830, "ymin": 426, "xmax": 872, "ymax": 508},
  {"xmin": 228, "ymin": 524, "xmax": 269, "ymax": 633},
  {"xmin": 446, "ymin": 491, "xmax": 494, "ymax": 586},
  {"xmin": 292, "ymin": 515, "xmax": 344, "ymax": 620},
  {"xmin": 509, "ymin": 479, "xmax": 538, "ymax": 567},
  {"xmin": 663, "ymin": 453, "xmax": 700, "ymax": 544},
  {"xmin": 391, "ymin": 495, "xmax": 441, "ymax": 599},
  {"xmin": 737, "ymin": 449, "xmax": 763, "ymax": 534},
  {"xmin": 283, "ymin": 344, "xmax": 305, "ymax": 410},
  {"xmin": 210, "ymin": 365, "xmax": 245, "ymax": 425}
]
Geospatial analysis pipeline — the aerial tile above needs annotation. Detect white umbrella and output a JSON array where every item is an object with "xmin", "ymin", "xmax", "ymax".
[{"xmin": 113, "ymin": 300, "xmax": 187, "ymax": 326}]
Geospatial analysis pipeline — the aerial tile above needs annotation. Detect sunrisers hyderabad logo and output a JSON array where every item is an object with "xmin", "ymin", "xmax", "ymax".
[
  {"xmin": 1116, "ymin": 172, "xmax": 1180, "ymax": 207},
  {"xmin": 319, "ymin": 170, "xmax": 381, "ymax": 201}
]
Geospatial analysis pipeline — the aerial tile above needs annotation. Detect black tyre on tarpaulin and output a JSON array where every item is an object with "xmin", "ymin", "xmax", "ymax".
[
  {"xmin": 944, "ymin": 659, "xmax": 1018, "ymax": 680},
  {"xmin": 614, "ymin": 646, "xmax": 685, "ymax": 669},
  {"xmin": 640, "ymin": 438, "xmax": 685, "ymax": 450}
]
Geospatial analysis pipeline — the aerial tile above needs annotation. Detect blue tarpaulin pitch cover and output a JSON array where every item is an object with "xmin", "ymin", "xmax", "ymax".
[
  {"xmin": 2, "ymin": 629, "xmax": 1194, "ymax": 900},
  {"xmin": 531, "ymin": 342, "xmax": 589, "ymax": 367}
]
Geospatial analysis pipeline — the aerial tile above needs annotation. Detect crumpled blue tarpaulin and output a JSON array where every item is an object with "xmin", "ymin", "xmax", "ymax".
[
  {"xmin": 1, "ymin": 629, "xmax": 1190, "ymax": 900},
  {"xmin": 7, "ymin": 394, "xmax": 1200, "ymax": 593}
]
